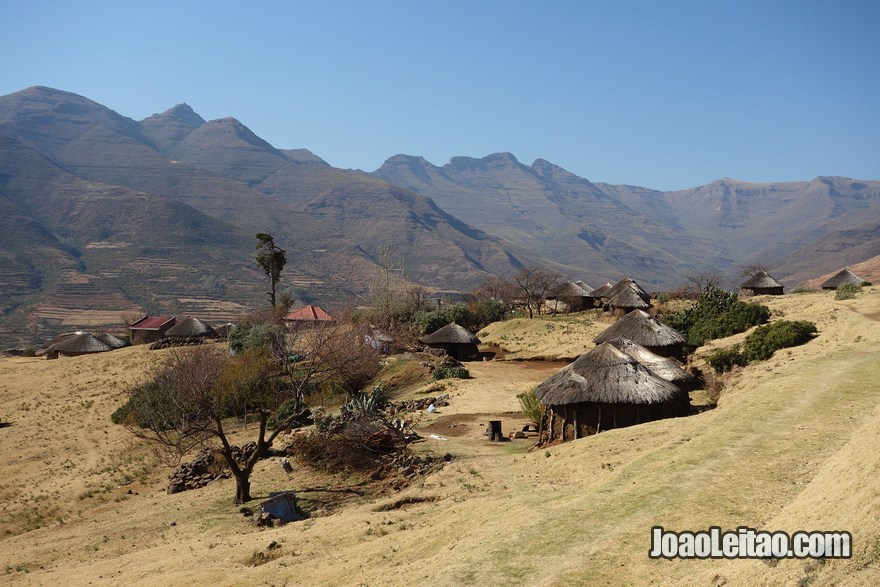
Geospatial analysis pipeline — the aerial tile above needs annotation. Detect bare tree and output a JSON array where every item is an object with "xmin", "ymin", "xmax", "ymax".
[
  {"xmin": 273, "ymin": 319, "xmax": 381, "ymax": 411},
  {"xmin": 682, "ymin": 270, "xmax": 725, "ymax": 294},
  {"xmin": 121, "ymin": 346, "xmax": 280, "ymax": 503},
  {"xmin": 474, "ymin": 275, "xmax": 517, "ymax": 309},
  {"xmin": 739, "ymin": 263, "xmax": 769, "ymax": 278},
  {"xmin": 513, "ymin": 267, "xmax": 562, "ymax": 318},
  {"xmin": 367, "ymin": 243, "xmax": 431, "ymax": 330}
]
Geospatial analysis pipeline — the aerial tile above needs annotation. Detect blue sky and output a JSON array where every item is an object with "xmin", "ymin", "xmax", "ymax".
[{"xmin": 2, "ymin": 0, "xmax": 878, "ymax": 190}]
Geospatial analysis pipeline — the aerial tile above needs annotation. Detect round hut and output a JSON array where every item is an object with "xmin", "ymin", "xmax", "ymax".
[
  {"xmin": 535, "ymin": 343, "xmax": 691, "ymax": 443},
  {"xmin": 606, "ymin": 283, "xmax": 651, "ymax": 314},
  {"xmin": 547, "ymin": 281, "xmax": 596, "ymax": 313},
  {"xmin": 45, "ymin": 333, "xmax": 113, "ymax": 360},
  {"xmin": 590, "ymin": 282, "xmax": 615, "ymax": 302},
  {"xmin": 95, "ymin": 333, "xmax": 131, "ymax": 349},
  {"xmin": 40, "ymin": 331, "xmax": 83, "ymax": 350},
  {"xmin": 607, "ymin": 337, "xmax": 696, "ymax": 391},
  {"xmin": 820, "ymin": 268, "xmax": 868, "ymax": 290},
  {"xmin": 421, "ymin": 322, "xmax": 481, "ymax": 361},
  {"xmin": 740, "ymin": 270, "xmax": 784, "ymax": 295},
  {"xmin": 593, "ymin": 309, "xmax": 687, "ymax": 359},
  {"xmin": 165, "ymin": 317, "xmax": 217, "ymax": 339}
]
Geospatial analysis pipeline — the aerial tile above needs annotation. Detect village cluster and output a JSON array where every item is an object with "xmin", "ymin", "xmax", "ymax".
[{"xmin": 15, "ymin": 267, "xmax": 868, "ymax": 451}]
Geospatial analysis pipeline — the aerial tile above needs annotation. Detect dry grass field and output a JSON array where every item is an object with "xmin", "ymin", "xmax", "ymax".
[{"xmin": 1, "ymin": 289, "xmax": 879, "ymax": 585}]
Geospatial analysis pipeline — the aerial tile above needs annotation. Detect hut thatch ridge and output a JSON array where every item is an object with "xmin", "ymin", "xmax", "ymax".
[
  {"xmin": 605, "ymin": 277, "xmax": 649, "ymax": 300},
  {"xmin": 421, "ymin": 322, "xmax": 480, "ymax": 345},
  {"xmin": 574, "ymin": 280, "xmax": 595, "ymax": 295},
  {"xmin": 556, "ymin": 281, "xmax": 593, "ymax": 297},
  {"xmin": 740, "ymin": 270, "xmax": 783, "ymax": 289},
  {"xmin": 534, "ymin": 343, "xmax": 683, "ymax": 406},
  {"xmin": 40, "ymin": 331, "xmax": 85, "ymax": 349},
  {"xmin": 820, "ymin": 268, "xmax": 866, "ymax": 289},
  {"xmin": 95, "ymin": 333, "xmax": 130, "ymax": 349},
  {"xmin": 607, "ymin": 338, "xmax": 693, "ymax": 385},
  {"xmin": 47, "ymin": 333, "xmax": 113, "ymax": 354},
  {"xmin": 607, "ymin": 284, "xmax": 651, "ymax": 310},
  {"xmin": 593, "ymin": 310, "xmax": 686, "ymax": 348},
  {"xmin": 165, "ymin": 317, "xmax": 217, "ymax": 338},
  {"xmin": 591, "ymin": 282, "xmax": 615, "ymax": 298}
]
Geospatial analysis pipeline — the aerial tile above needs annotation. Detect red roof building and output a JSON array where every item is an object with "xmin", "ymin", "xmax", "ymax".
[
  {"xmin": 129, "ymin": 316, "xmax": 176, "ymax": 344},
  {"xmin": 283, "ymin": 305, "xmax": 334, "ymax": 323}
]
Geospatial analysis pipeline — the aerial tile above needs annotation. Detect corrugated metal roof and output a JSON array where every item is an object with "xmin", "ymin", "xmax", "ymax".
[
  {"xmin": 130, "ymin": 316, "xmax": 175, "ymax": 330},
  {"xmin": 283, "ymin": 305, "xmax": 334, "ymax": 322},
  {"xmin": 261, "ymin": 491, "xmax": 303, "ymax": 522}
]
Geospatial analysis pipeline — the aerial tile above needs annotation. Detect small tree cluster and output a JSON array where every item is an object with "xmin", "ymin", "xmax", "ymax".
[
  {"xmin": 662, "ymin": 286, "xmax": 770, "ymax": 347},
  {"xmin": 512, "ymin": 267, "xmax": 563, "ymax": 318},
  {"xmin": 415, "ymin": 299, "xmax": 507, "ymax": 335},
  {"xmin": 706, "ymin": 320, "xmax": 818, "ymax": 373}
]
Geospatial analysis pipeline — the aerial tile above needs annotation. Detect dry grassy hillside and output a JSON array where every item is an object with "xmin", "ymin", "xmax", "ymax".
[{"xmin": 1, "ymin": 289, "xmax": 879, "ymax": 585}]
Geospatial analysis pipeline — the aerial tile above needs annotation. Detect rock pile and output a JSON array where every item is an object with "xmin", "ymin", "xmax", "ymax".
[
  {"xmin": 386, "ymin": 394, "xmax": 450, "ymax": 415},
  {"xmin": 381, "ymin": 452, "xmax": 446, "ymax": 490},
  {"xmin": 167, "ymin": 449, "xmax": 229, "ymax": 494}
]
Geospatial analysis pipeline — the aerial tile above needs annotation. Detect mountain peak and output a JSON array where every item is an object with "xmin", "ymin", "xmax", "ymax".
[
  {"xmin": 380, "ymin": 154, "xmax": 432, "ymax": 169},
  {"xmin": 483, "ymin": 152, "xmax": 521, "ymax": 166},
  {"xmin": 149, "ymin": 103, "xmax": 206, "ymax": 126}
]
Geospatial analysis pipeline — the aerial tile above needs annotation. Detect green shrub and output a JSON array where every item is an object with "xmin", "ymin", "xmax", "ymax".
[
  {"xmin": 662, "ymin": 286, "xmax": 770, "ymax": 347},
  {"xmin": 742, "ymin": 320, "xmax": 817, "ymax": 362},
  {"xmin": 791, "ymin": 286, "xmax": 816, "ymax": 294},
  {"xmin": 228, "ymin": 323, "xmax": 283, "ymax": 353},
  {"xmin": 432, "ymin": 366, "xmax": 470, "ymax": 380},
  {"xmin": 110, "ymin": 381, "xmax": 176, "ymax": 429},
  {"xmin": 342, "ymin": 384, "xmax": 389, "ymax": 415},
  {"xmin": 266, "ymin": 397, "xmax": 305, "ymax": 429},
  {"xmin": 835, "ymin": 283, "xmax": 862, "ymax": 300},
  {"xmin": 517, "ymin": 387, "xmax": 542, "ymax": 423},
  {"xmin": 416, "ymin": 299, "xmax": 508, "ymax": 335},
  {"xmin": 110, "ymin": 402, "xmax": 133, "ymax": 425},
  {"xmin": 20, "ymin": 346, "xmax": 36, "ymax": 357},
  {"xmin": 706, "ymin": 347, "xmax": 748, "ymax": 374}
]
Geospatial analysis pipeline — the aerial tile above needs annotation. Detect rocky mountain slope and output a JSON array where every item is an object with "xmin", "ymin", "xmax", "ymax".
[
  {"xmin": 1, "ymin": 85, "xmax": 878, "ymax": 346},
  {"xmin": 373, "ymin": 156, "xmax": 880, "ymax": 287},
  {"xmin": 0, "ymin": 87, "xmax": 535, "ymax": 345}
]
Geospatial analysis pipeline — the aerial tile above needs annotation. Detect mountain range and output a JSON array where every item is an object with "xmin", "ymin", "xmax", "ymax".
[{"xmin": 1, "ymin": 86, "xmax": 878, "ymax": 346}]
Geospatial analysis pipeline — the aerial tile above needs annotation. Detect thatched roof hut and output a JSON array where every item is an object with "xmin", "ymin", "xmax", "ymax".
[
  {"xmin": 574, "ymin": 280, "xmax": 595, "ymax": 295},
  {"xmin": 740, "ymin": 270, "xmax": 784, "ymax": 295},
  {"xmin": 591, "ymin": 282, "xmax": 615, "ymax": 299},
  {"xmin": 594, "ymin": 309, "xmax": 687, "ymax": 359},
  {"xmin": 820, "ymin": 268, "xmax": 867, "ymax": 290},
  {"xmin": 40, "ymin": 331, "xmax": 84, "ymax": 350},
  {"xmin": 605, "ymin": 277, "xmax": 649, "ymax": 300},
  {"xmin": 546, "ymin": 281, "xmax": 596, "ymax": 313},
  {"xmin": 534, "ymin": 343, "xmax": 691, "ymax": 442},
  {"xmin": 606, "ymin": 283, "xmax": 651, "ymax": 313},
  {"xmin": 421, "ymin": 322, "xmax": 481, "ymax": 361},
  {"xmin": 95, "ymin": 333, "xmax": 130, "ymax": 349},
  {"xmin": 607, "ymin": 338, "xmax": 696, "ymax": 390},
  {"xmin": 165, "ymin": 317, "xmax": 217, "ymax": 338},
  {"xmin": 45, "ymin": 333, "xmax": 113, "ymax": 360}
]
